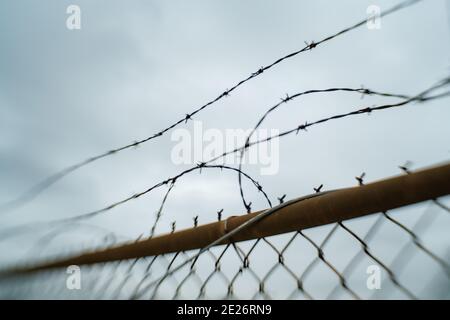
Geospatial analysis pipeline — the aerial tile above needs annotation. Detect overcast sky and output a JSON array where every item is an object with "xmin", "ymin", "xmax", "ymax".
[{"xmin": 0, "ymin": 0, "xmax": 449, "ymax": 298}]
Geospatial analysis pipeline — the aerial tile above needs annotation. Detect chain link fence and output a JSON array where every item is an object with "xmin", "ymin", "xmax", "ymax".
[
  {"xmin": 2, "ymin": 194, "xmax": 449, "ymax": 300},
  {"xmin": 0, "ymin": 0, "xmax": 449, "ymax": 300}
]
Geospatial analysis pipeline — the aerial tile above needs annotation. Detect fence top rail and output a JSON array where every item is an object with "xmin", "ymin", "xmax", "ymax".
[{"xmin": 3, "ymin": 161, "xmax": 450, "ymax": 276}]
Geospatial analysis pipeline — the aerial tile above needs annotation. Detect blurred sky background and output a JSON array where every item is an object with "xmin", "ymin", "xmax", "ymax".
[{"xmin": 0, "ymin": 0, "xmax": 449, "ymax": 298}]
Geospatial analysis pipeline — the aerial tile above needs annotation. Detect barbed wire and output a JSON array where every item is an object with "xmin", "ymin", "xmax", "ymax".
[
  {"xmin": 0, "ymin": 78, "xmax": 448, "ymax": 241},
  {"xmin": 0, "ymin": 0, "xmax": 424, "ymax": 215},
  {"xmin": 0, "ymin": 164, "xmax": 271, "ymax": 241},
  {"xmin": 235, "ymin": 78, "xmax": 449, "ymax": 211},
  {"xmin": 205, "ymin": 84, "xmax": 449, "ymax": 169},
  {"xmin": 236, "ymin": 87, "xmax": 413, "ymax": 212},
  {"xmin": 207, "ymin": 82, "xmax": 450, "ymax": 174}
]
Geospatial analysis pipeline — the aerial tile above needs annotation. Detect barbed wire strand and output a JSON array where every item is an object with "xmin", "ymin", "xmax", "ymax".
[
  {"xmin": 237, "ymin": 87, "xmax": 412, "ymax": 211},
  {"xmin": 0, "ymin": 164, "xmax": 271, "ymax": 241}
]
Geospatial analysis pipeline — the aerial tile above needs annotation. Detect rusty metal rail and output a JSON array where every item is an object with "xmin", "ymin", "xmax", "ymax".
[{"xmin": 5, "ymin": 162, "xmax": 450, "ymax": 275}]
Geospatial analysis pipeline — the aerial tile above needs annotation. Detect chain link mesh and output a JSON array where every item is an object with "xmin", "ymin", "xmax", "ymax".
[
  {"xmin": 0, "ymin": 0, "xmax": 449, "ymax": 301},
  {"xmin": 2, "ymin": 197, "xmax": 448, "ymax": 300}
]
